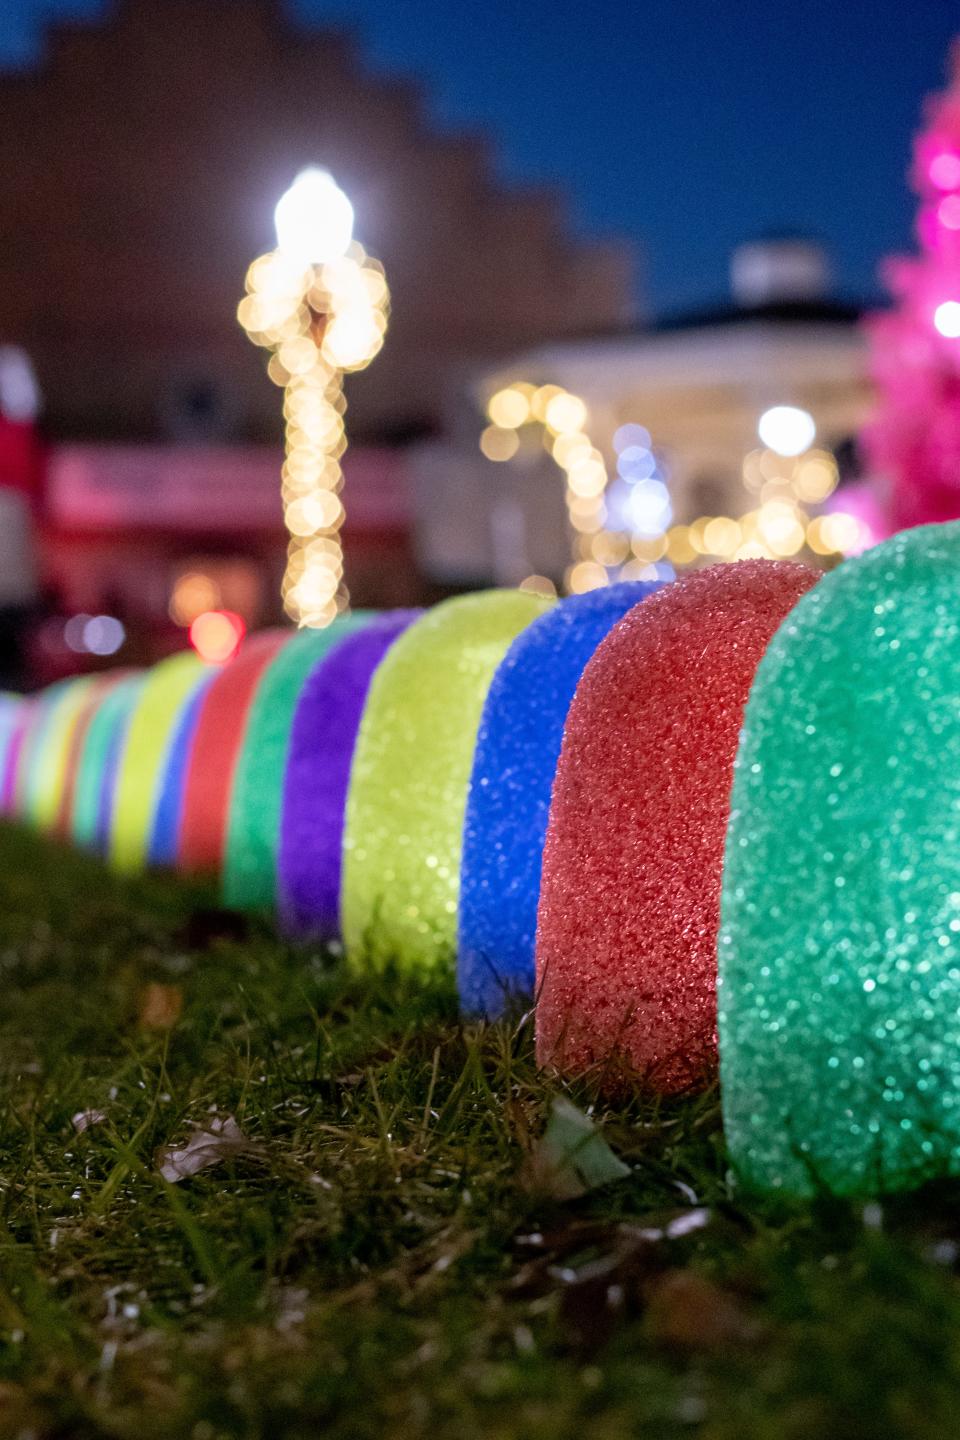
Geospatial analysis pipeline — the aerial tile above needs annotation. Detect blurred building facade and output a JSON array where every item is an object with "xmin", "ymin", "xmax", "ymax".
[
  {"xmin": 0, "ymin": 2, "xmax": 878, "ymax": 674},
  {"xmin": 419, "ymin": 239, "xmax": 874, "ymax": 589},
  {"xmin": 0, "ymin": 0, "xmax": 632, "ymax": 446},
  {"xmin": 0, "ymin": 0, "xmax": 633, "ymax": 672}
]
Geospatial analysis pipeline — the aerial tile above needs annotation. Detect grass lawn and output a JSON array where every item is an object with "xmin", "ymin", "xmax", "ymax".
[{"xmin": 0, "ymin": 823, "xmax": 959, "ymax": 1438}]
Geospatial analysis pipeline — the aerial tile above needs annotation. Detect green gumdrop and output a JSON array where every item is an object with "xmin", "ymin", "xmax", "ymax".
[
  {"xmin": 720, "ymin": 522, "xmax": 960, "ymax": 1197},
  {"xmin": 221, "ymin": 613, "xmax": 373, "ymax": 911},
  {"xmin": 341, "ymin": 589, "xmax": 552, "ymax": 972}
]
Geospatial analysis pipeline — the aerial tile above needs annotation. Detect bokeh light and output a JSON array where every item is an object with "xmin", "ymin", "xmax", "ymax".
[
  {"xmin": 274, "ymin": 168, "xmax": 354, "ymax": 264},
  {"xmin": 189, "ymin": 610, "xmax": 246, "ymax": 665},
  {"xmin": 241, "ymin": 175, "xmax": 389, "ymax": 625},
  {"xmin": 757, "ymin": 405, "xmax": 817, "ymax": 457},
  {"xmin": 170, "ymin": 572, "xmax": 222, "ymax": 627},
  {"xmin": 934, "ymin": 299, "xmax": 960, "ymax": 337}
]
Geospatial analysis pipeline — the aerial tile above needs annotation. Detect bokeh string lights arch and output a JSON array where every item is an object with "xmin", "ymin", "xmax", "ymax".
[{"xmin": 480, "ymin": 380, "xmax": 873, "ymax": 590}]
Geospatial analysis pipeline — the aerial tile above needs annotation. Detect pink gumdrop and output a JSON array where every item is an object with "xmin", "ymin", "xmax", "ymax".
[{"xmin": 535, "ymin": 560, "xmax": 819, "ymax": 1093}]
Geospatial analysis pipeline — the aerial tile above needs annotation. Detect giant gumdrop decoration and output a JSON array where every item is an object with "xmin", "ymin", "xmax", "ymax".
[
  {"xmin": 27, "ymin": 676, "xmax": 98, "ymax": 833},
  {"xmin": 720, "ymin": 523, "xmax": 960, "ymax": 1196},
  {"xmin": 222, "ymin": 614, "xmax": 373, "ymax": 910},
  {"xmin": 55, "ymin": 674, "xmax": 125, "ymax": 841},
  {"xmin": 535, "ymin": 560, "xmax": 817, "ymax": 1092},
  {"xmin": 457, "ymin": 582, "xmax": 661, "ymax": 1019},
  {"xmin": 177, "ymin": 631, "xmax": 287, "ymax": 874},
  {"xmin": 71, "ymin": 674, "xmax": 145, "ymax": 853},
  {"xmin": 110, "ymin": 652, "xmax": 206, "ymax": 873},
  {"xmin": 279, "ymin": 610, "xmax": 419, "ymax": 939},
  {"xmin": 341, "ymin": 590, "xmax": 551, "ymax": 972},
  {"xmin": 148, "ymin": 669, "xmax": 216, "ymax": 867}
]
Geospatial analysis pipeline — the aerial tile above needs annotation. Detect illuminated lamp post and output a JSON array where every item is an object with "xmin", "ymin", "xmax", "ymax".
[{"xmin": 239, "ymin": 169, "xmax": 389, "ymax": 626}]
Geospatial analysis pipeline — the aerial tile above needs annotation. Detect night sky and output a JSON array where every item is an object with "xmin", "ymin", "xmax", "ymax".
[{"xmin": 3, "ymin": 0, "xmax": 958, "ymax": 316}]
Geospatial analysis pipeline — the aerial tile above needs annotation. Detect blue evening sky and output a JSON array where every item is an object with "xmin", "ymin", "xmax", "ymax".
[{"xmin": 3, "ymin": 0, "xmax": 958, "ymax": 316}]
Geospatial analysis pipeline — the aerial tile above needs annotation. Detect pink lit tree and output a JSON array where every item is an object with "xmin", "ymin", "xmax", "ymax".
[{"xmin": 862, "ymin": 42, "xmax": 960, "ymax": 533}]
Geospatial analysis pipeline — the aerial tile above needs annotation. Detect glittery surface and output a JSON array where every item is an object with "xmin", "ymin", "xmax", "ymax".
[
  {"xmin": 221, "ymin": 614, "xmax": 373, "ymax": 911},
  {"xmin": 110, "ymin": 653, "xmax": 206, "ymax": 873},
  {"xmin": 148, "ymin": 671, "xmax": 216, "ymax": 867},
  {"xmin": 342, "ymin": 590, "xmax": 552, "ymax": 972},
  {"xmin": 279, "ymin": 610, "xmax": 420, "ymax": 938},
  {"xmin": 458, "ymin": 583, "xmax": 661, "ymax": 1019},
  {"xmin": 720, "ymin": 524, "xmax": 960, "ymax": 1197},
  {"xmin": 177, "ymin": 632, "xmax": 287, "ymax": 874},
  {"xmin": 535, "ymin": 561, "xmax": 818, "ymax": 1092},
  {"xmin": 72, "ymin": 675, "xmax": 145, "ymax": 852}
]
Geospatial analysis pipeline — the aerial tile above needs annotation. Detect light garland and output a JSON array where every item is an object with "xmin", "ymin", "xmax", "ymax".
[
  {"xmin": 481, "ymin": 384, "xmax": 871, "ymax": 587},
  {"xmin": 481, "ymin": 383, "xmax": 624, "ymax": 593},
  {"xmin": 239, "ymin": 172, "xmax": 389, "ymax": 627}
]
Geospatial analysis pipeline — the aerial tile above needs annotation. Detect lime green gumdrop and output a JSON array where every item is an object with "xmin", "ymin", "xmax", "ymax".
[
  {"xmin": 110, "ymin": 651, "xmax": 206, "ymax": 874},
  {"xmin": 341, "ymin": 589, "xmax": 552, "ymax": 972},
  {"xmin": 221, "ymin": 614, "xmax": 374, "ymax": 911},
  {"xmin": 719, "ymin": 522, "xmax": 960, "ymax": 1197}
]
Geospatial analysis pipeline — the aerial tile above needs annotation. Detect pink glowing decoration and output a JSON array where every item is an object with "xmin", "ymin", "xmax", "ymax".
[{"xmin": 863, "ymin": 41, "xmax": 960, "ymax": 534}]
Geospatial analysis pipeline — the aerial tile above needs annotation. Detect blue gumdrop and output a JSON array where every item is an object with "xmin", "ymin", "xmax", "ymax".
[{"xmin": 457, "ymin": 580, "xmax": 663, "ymax": 1019}]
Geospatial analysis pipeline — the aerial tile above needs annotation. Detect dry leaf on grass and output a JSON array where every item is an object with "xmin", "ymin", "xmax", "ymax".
[
  {"xmin": 520, "ymin": 1098, "xmax": 630, "ymax": 1200},
  {"xmin": 156, "ymin": 1116, "xmax": 253, "ymax": 1183},
  {"xmin": 138, "ymin": 983, "xmax": 183, "ymax": 1030}
]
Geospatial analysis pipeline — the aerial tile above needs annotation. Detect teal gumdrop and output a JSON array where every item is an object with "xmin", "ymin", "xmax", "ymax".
[{"xmin": 719, "ymin": 522, "xmax": 960, "ymax": 1197}]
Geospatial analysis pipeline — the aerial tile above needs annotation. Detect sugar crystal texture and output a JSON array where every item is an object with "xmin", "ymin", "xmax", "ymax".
[
  {"xmin": 458, "ymin": 582, "xmax": 661, "ymax": 1019},
  {"xmin": 535, "ymin": 560, "xmax": 817, "ymax": 1092},
  {"xmin": 720, "ymin": 522, "xmax": 960, "ymax": 1196},
  {"xmin": 279, "ymin": 610, "xmax": 420, "ymax": 939},
  {"xmin": 341, "ymin": 589, "xmax": 552, "ymax": 972},
  {"xmin": 222, "ymin": 613, "xmax": 373, "ymax": 910}
]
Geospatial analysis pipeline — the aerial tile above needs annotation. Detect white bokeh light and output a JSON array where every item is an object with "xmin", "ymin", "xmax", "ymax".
[
  {"xmin": 274, "ymin": 168, "xmax": 354, "ymax": 264},
  {"xmin": 757, "ymin": 405, "xmax": 817, "ymax": 457},
  {"xmin": 82, "ymin": 615, "xmax": 125, "ymax": 656},
  {"xmin": 934, "ymin": 300, "xmax": 960, "ymax": 338}
]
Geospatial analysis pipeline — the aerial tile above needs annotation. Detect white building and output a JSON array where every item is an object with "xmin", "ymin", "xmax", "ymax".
[{"xmin": 412, "ymin": 240, "xmax": 876, "ymax": 589}]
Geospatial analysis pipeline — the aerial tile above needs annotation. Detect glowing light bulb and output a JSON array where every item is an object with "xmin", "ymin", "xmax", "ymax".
[
  {"xmin": 934, "ymin": 300, "xmax": 960, "ymax": 338},
  {"xmin": 274, "ymin": 168, "xmax": 354, "ymax": 264},
  {"xmin": 757, "ymin": 405, "xmax": 816, "ymax": 457}
]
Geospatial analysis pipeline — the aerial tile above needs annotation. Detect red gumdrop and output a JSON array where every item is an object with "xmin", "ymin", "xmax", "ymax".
[
  {"xmin": 178, "ymin": 631, "xmax": 287, "ymax": 874},
  {"xmin": 534, "ymin": 559, "xmax": 819, "ymax": 1093}
]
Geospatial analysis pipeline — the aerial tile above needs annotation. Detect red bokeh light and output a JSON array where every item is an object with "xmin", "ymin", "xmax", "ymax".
[{"xmin": 189, "ymin": 609, "xmax": 246, "ymax": 664}]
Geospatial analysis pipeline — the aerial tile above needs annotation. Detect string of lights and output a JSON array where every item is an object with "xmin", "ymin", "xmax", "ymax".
[
  {"xmin": 480, "ymin": 382, "xmax": 869, "ymax": 590},
  {"xmin": 239, "ymin": 170, "xmax": 389, "ymax": 627}
]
